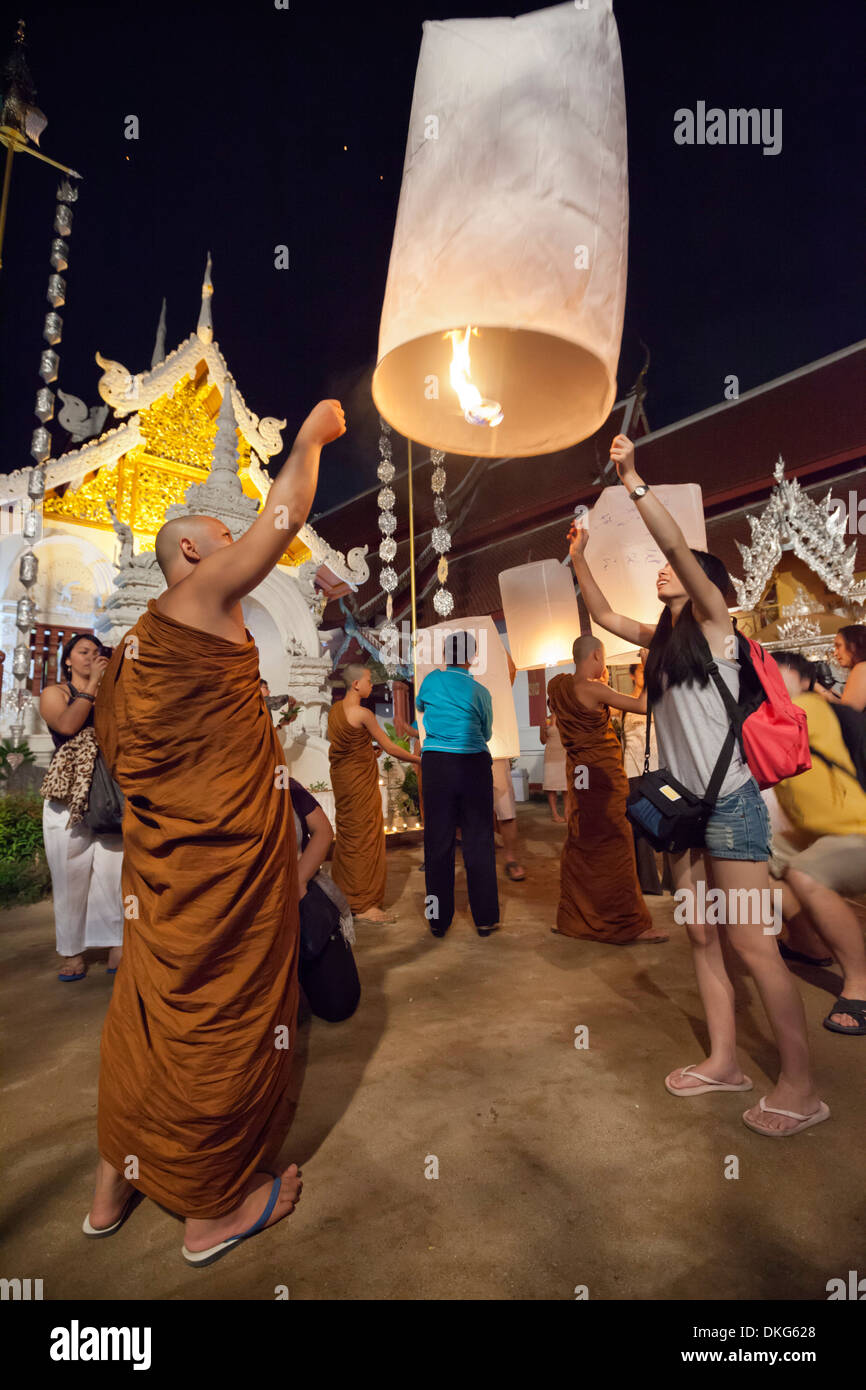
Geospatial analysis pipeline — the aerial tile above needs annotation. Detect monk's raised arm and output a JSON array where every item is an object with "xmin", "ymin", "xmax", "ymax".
[{"xmin": 200, "ymin": 399, "xmax": 346, "ymax": 607}]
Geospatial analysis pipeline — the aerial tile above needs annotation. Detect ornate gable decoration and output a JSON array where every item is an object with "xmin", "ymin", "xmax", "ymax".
[
  {"xmin": 95, "ymin": 337, "xmax": 286, "ymax": 461},
  {"xmin": 733, "ymin": 457, "xmax": 866, "ymax": 611}
]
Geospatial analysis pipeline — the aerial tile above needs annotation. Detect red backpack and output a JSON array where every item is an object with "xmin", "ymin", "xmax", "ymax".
[{"xmin": 704, "ymin": 632, "xmax": 811, "ymax": 789}]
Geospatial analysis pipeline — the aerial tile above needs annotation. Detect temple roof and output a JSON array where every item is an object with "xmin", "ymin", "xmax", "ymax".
[{"xmin": 0, "ymin": 262, "xmax": 368, "ymax": 587}]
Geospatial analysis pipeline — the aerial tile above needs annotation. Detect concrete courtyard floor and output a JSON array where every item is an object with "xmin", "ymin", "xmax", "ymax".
[{"xmin": 1, "ymin": 799, "xmax": 863, "ymax": 1302}]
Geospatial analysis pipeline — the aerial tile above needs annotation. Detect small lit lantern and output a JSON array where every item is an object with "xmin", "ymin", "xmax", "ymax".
[
  {"xmin": 372, "ymin": 0, "xmax": 628, "ymax": 458},
  {"xmin": 414, "ymin": 615, "xmax": 520, "ymax": 759},
  {"xmin": 585, "ymin": 483, "xmax": 708, "ymax": 661},
  {"xmin": 499, "ymin": 560, "xmax": 580, "ymax": 671}
]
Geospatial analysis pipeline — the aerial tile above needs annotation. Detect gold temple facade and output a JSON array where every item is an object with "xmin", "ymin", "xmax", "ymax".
[{"xmin": 43, "ymin": 372, "xmax": 311, "ymax": 567}]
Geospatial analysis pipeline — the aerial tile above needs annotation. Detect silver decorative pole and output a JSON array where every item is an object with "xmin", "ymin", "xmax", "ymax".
[{"xmin": 8, "ymin": 174, "xmax": 79, "ymax": 747}]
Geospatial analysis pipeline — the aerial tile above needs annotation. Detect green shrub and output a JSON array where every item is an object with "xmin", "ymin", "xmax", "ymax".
[
  {"xmin": 0, "ymin": 793, "xmax": 51, "ymax": 908},
  {"xmin": 0, "ymin": 852, "xmax": 52, "ymax": 908}
]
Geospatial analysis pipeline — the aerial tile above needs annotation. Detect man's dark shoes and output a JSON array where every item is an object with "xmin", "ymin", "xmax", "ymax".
[{"xmin": 476, "ymin": 924, "xmax": 500, "ymax": 937}]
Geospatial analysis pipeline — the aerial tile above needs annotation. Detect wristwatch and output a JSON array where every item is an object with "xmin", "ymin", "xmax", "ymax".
[{"xmin": 629, "ymin": 483, "xmax": 650, "ymax": 501}]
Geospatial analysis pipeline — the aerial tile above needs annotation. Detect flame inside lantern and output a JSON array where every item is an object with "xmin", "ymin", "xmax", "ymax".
[{"xmin": 444, "ymin": 327, "xmax": 504, "ymax": 427}]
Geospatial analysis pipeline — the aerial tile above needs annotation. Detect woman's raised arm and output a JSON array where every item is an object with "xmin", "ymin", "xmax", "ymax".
[
  {"xmin": 568, "ymin": 523, "xmax": 657, "ymax": 649},
  {"xmin": 609, "ymin": 435, "xmax": 729, "ymax": 629}
]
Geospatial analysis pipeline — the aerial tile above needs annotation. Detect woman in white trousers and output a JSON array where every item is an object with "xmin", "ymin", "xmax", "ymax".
[{"xmin": 39, "ymin": 633, "xmax": 124, "ymax": 982}]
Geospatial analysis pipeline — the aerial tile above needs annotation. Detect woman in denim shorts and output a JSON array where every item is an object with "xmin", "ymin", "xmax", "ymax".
[{"xmin": 567, "ymin": 433, "xmax": 828, "ymax": 1138}]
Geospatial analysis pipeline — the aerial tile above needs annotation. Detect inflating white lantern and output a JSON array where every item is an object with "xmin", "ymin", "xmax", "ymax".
[
  {"xmin": 586, "ymin": 483, "xmax": 708, "ymax": 661},
  {"xmin": 414, "ymin": 615, "xmax": 520, "ymax": 759},
  {"xmin": 372, "ymin": 0, "xmax": 628, "ymax": 458},
  {"xmin": 498, "ymin": 559, "xmax": 581, "ymax": 671}
]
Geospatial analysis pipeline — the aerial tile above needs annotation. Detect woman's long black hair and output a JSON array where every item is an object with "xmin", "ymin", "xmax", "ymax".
[{"xmin": 644, "ymin": 550, "xmax": 732, "ymax": 703}]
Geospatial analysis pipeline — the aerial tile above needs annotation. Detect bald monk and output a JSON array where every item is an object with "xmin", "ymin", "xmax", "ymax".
[
  {"xmin": 547, "ymin": 635, "xmax": 667, "ymax": 944},
  {"xmin": 328, "ymin": 664, "xmax": 420, "ymax": 923},
  {"xmin": 85, "ymin": 398, "xmax": 346, "ymax": 1267}
]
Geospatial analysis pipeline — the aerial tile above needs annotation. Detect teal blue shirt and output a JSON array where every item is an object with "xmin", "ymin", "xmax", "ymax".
[{"xmin": 416, "ymin": 667, "xmax": 493, "ymax": 754}]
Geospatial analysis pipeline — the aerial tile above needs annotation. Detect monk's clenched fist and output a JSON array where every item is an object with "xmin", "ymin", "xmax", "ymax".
[{"xmin": 299, "ymin": 399, "xmax": 346, "ymax": 447}]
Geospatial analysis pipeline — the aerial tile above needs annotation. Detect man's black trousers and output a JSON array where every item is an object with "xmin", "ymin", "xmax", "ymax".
[{"xmin": 421, "ymin": 749, "xmax": 499, "ymax": 930}]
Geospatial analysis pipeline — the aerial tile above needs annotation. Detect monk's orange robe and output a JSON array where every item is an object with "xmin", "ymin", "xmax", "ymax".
[
  {"xmin": 327, "ymin": 701, "xmax": 386, "ymax": 914},
  {"xmin": 94, "ymin": 600, "xmax": 298, "ymax": 1219},
  {"xmin": 547, "ymin": 673, "xmax": 652, "ymax": 942}
]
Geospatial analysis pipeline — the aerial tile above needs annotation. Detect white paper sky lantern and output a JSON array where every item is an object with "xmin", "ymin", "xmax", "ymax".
[
  {"xmin": 372, "ymin": 0, "xmax": 628, "ymax": 458},
  {"xmin": 499, "ymin": 559, "xmax": 581, "ymax": 671},
  {"xmin": 414, "ymin": 615, "xmax": 520, "ymax": 759},
  {"xmin": 586, "ymin": 483, "xmax": 708, "ymax": 661}
]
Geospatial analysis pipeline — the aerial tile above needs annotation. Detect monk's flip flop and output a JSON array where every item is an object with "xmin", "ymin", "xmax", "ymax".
[
  {"xmin": 742, "ymin": 1096, "xmax": 831, "ymax": 1137},
  {"xmin": 181, "ymin": 1174, "xmax": 283, "ymax": 1268},
  {"xmin": 823, "ymin": 997, "xmax": 866, "ymax": 1036},
  {"xmin": 504, "ymin": 862, "xmax": 526, "ymax": 882},
  {"xmin": 82, "ymin": 1189, "xmax": 143, "ymax": 1238},
  {"xmin": 665, "ymin": 1065, "xmax": 753, "ymax": 1097}
]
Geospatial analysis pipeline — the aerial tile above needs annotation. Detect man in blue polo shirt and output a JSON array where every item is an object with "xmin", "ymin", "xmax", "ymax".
[{"xmin": 415, "ymin": 630, "xmax": 500, "ymax": 937}]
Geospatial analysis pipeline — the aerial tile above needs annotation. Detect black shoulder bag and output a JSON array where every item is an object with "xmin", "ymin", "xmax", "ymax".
[
  {"xmin": 83, "ymin": 751, "xmax": 126, "ymax": 835},
  {"xmin": 626, "ymin": 687, "xmax": 737, "ymax": 854}
]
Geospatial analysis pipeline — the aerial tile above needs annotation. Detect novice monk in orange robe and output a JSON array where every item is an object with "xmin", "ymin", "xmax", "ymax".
[
  {"xmin": 547, "ymin": 635, "xmax": 667, "ymax": 944},
  {"xmin": 328, "ymin": 663, "xmax": 420, "ymax": 923},
  {"xmin": 87, "ymin": 398, "xmax": 346, "ymax": 1267}
]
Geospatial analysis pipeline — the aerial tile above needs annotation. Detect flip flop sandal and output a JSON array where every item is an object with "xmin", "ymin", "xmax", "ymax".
[
  {"xmin": 58, "ymin": 965, "xmax": 87, "ymax": 982},
  {"xmin": 505, "ymin": 862, "xmax": 526, "ymax": 881},
  {"xmin": 742, "ymin": 1096, "xmax": 831, "ymax": 1137},
  {"xmin": 665, "ymin": 1064, "xmax": 754, "ymax": 1097},
  {"xmin": 82, "ymin": 1189, "xmax": 143, "ymax": 1238},
  {"xmin": 181, "ymin": 1173, "xmax": 283, "ymax": 1268},
  {"xmin": 778, "ymin": 941, "xmax": 833, "ymax": 968},
  {"xmin": 822, "ymin": 996, "xmax": 866, "ymax": 1036}
]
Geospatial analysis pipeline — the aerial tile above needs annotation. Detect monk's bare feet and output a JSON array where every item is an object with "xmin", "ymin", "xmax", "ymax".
[
  {"xmin": 635, "ymin": 927, "xmax": 668, "ymax": 943},
  {"xmin": 88, "ymin": 1157, "xmax": 135, "ymax": 1229},
  {"xmin": 355, "ymin": 907, "xmax": 396, "ymax": 923},
  {"xmin": 107, "ymin": 946, "xmax": 122, "ymax": 971},
  {"xmin": 743, "ymin": 1080, "xmax": 824, "ymax": 1134},
  {"xmin": 183, "ymin": 1164, "xmax": 303, "ymax": 1253},
  {"xmin": 551, "ymin": 813, "xmax": 566, "ymax": 824},
  {"xmin": 59, "ymin": 954, "xmax": 86, "ymax": 977},
  {"xmin": 666, "ymin": 1059, "xmax": 747, "ymax": 1092}
]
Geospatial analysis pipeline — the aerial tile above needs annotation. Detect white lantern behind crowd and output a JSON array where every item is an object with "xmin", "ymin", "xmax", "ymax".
[
  {"xmin": 498, "ymin": 559, "xmax": 581, "ymax": 671},
  {"xmin": 372, "ymin": 0, "xmax": 628, "ymax": 458},
  {"xmin": 586, "ymin": 484, "xmax": 708, "ymax": 662},
  {"xmin": 414, "ymin": 615, "xmax": 520, "ymax": 760}
]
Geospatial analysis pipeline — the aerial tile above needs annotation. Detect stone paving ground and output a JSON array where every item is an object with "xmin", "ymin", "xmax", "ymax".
[{"xmin": 1, "ymin": 800, "xmax": 863, "ymax": 1301}]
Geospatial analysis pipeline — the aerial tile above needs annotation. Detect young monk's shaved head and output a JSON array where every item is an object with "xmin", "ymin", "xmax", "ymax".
[
  {"xmin": 154, "ymin": 515, "xmax": 227, "ymax": 584},
  {"xmin": 572, "ymin": 634, "xmax": 603, "ymax": 669},
  {"xmin": 343, "ymin": 663, "xmax": 370, "ymax": 689}
]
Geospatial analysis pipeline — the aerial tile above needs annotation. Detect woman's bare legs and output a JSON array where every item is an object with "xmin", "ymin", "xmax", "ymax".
[
  {"xmin": 712, "ymin": 857, "xmax": 822, "ymax": 1131},
  {"xmin": 666, "ymin": 850, "xmax": 746, "ymax": 1092},
  {"xmin": 547, "ymin": 791, "xmax": 565, "ymax": 823}
]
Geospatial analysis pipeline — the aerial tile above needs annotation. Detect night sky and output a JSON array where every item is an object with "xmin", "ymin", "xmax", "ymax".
[{"xmin": 0, "ymin": 0, "xmax": 863, "ymax": 517}]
